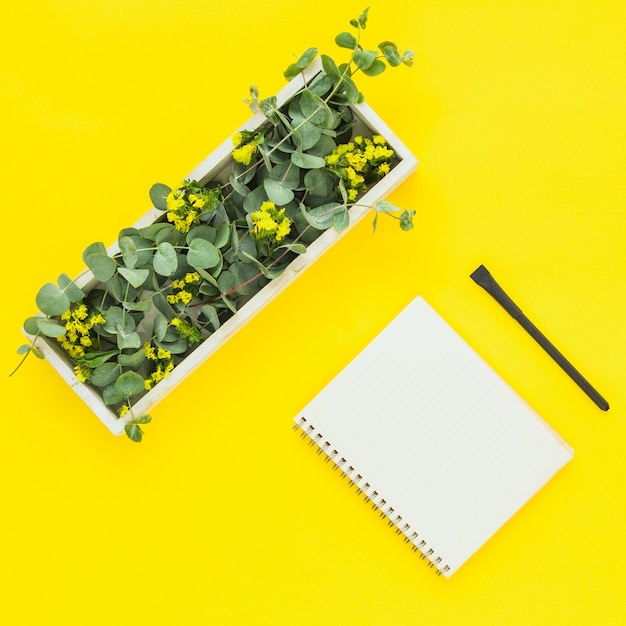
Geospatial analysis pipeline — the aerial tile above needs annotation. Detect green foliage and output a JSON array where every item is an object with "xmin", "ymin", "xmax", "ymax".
[{"xmin": 16, "ymin": 8, "xmax": 416, "ymax": 443}]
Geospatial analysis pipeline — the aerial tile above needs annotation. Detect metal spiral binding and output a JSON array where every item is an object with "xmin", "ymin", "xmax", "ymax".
[{"xmin": 295, "ymin": 416, "xmax": 452, "ymax": 577}]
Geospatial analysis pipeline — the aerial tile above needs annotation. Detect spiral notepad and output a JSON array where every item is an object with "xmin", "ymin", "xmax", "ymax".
[{"xmin": 294, "ymin": 296, "xmax": 573, "ymax": 577}]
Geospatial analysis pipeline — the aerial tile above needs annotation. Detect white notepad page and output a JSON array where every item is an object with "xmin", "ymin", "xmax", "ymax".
[{"xmin": 295, "ymin": 296, "xmax": 573, "ymax": 576}]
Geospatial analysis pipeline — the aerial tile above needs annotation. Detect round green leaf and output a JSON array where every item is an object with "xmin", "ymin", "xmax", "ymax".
[
  {"xmin": 150, "ymin": 183, "xmax": 171, "ymax": 211},
  {"xmin": 304, "ymin": 169, "xmax": 336, "ymax": 197},
  {"xmin": 291, "ymin": 152, "xmax": 326, "ymax": 169},
  {"xmin": 119, "ymin": 236, "xmax": 139, "ymax": 269},
  {"xmin": 36, "ymin": 318, "xmax": 67, "ymax": 338},
  {"xmin": 263, "ymin": 178, "xmax": 295, "ymax": 205},
  {"xmin": 362, "ymin": 59, "xmax": 387, "ymax": 77},
  {"xmin": 82, "ymin": 242, "xmax": 106, "ymax": 265},
  {"xmin": 36, "ymin": 283, "xmax": 71, "ymax": 316},
  {"xmin": 291, "ymin": 119, "xmax": 323, "ymax": 151},
  {"xmin": 124, "ymin": 423, "xmax": 145, "ymax": 443},
  {"xmin": 335, "ymin": 32, "xmax": 357, "ymax": 49},
  {"xmin": 118, "ymin": 267, "xmax": 149, "ymax": 288},
  {"xmin": 57, "ymin": 273, "xmax": 85, "ymax": 303},
  {"xmin": 90, "ymin": 362, "xmax": 120, "ymax": 388},
  {"xmin": 114, "ymin": 370, "xmax": 146, "ymax": 399},
  {"xmin": 23, "ymin": 316, "xmax": 43, "ymax": 335},
  {"xmin": 378, "ymin": 41, "xmax": 401, "ymax": 67},
  {"xmin": 117, "ymin": 331, "xmax": 141, "ymax": 350},
  {"xmin": 187, "ymin": 238, "xmax": 220, "ymax": 269},
  {"xmin": 85, "ymin": 253, "xmax": 117, "ymax": 282},
  {"xmin": 153, "ymin": 242, "xmax": 178, "ymax": 276}
]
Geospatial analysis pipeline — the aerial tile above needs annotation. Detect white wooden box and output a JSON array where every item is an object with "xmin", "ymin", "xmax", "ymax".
[{"xmin": 27, "ymin": 59, "xmax": 418, "ymax": 435}]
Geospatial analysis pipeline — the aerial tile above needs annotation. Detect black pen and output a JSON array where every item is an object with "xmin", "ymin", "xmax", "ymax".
[{"xmin": 470, "ymin": 264, "xmax": 609, "ymax": 411}]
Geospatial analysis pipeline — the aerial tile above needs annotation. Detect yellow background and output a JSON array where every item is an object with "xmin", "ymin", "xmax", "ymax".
[{"xmin": 2, "ymin": 1, "xmax": 624, "ymax": 624}]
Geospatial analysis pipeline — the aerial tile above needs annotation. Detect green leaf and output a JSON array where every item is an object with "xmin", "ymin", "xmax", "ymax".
[
  {"xmin": 57, "ymin": 273, "xmax": 85, "ymax": 303},
  {"xmin": 332, "ymin": 206, "xmax": 350, "ymax": 231},
  {"xmin": 378, "ymin": 41, "xmax": 401, "ymax": 67},
  {"xmin": 102, "ymin": 384, "xmax": 125, "ymax": 406},
  {"xmin": 321, "ymin": 54, "xmax": 341, "ymax": 80},
  {"xmin": 153, "ymin": 242, "xmax": 178, "ymax": 276},
  {"xmin": 296, "ymin": 47, "xmax": 318, "ymax": 69},
  {"xmin": 154, "ymin": 315, "xmax": 168, "ymax": 341},
  {"xmin": 118, "ymin": 267, "xmax": 149, "ymax": 288},
  {"xmin": 276, "ymin": 243, "xmax": 307, "ymax": 255},
  {"xmin": 214, "ymin": 222, "xmax": 230, "ymax": 249},
  {"xmin": 118, "ymin": 331, "xmax": 141, "ymax": 350},
  {"xmin": 354, "ymin": 49, "xmax": 379, "ymax": 71},
  {"xmin": 82, "ymin": 242, "xmax": 107, "ymax": 265},
  {"xmin": 375, "ymin": 200, "xmax": 401, "ymax": 213},
  {"xmin": 23, "ymin": 316, "xmax": 43, "ymax": 335},
  {"xmin": 118, "ymin": 348, "xmax": 147, "ymax": 369},
  {"xmin": 85, "ymin": 253, "xmax": 117, "ymax": 282},
  {"xmin": 269, "ymin": 161, "xmax": 301, "ymax": 190},
  {"xmin": 263, "ymin": 178, "xmax": 295, "ymax": 205},
  {"xmin": 103, "ymin": 306, "xmax": 136, "ymax": 335},
  {"xmin": 81, "ymin": 350, "xmax": 118, "ymax": 368},
  {"xmin": 36, "ymin": 318, "xmax": 67, "ymax": 338},
  {"xmin": 201, "ymin": 305, "xmax": 221, "ymax": 331},
  {"xmin": 150, "ymin": 183, "xmax": 171, "ymax": 211},
  {"xmin": 155, "ymin": 224, "xmax": 185, "ymax": 247},
  {"xmin": 187, "ymin": 238, "xmax": 220, "ymax": 269},
  {"xmin": 90, "ymin": 362, "xmax": 120, "ymax": 387},
  {"xmin": 401, "ymin": 50, "xmax": 415, "ymax": 67},
  {"xmin": 283, "ymin": 63, "xmax": 301, "ymax": 81},
  {"xmin": 114, "ymin": 370, "xmax": 146, "ymax": 399},
  {"xmin": 243, "ymin": 185, "xmax": 269, "ymax": 214},
  {"xmin": 124, "ymin": 423, "xmax": 145, "ymax": 443},
  {"xmin": 291, "ymin": 152, "xmax": 326, "ymax": 169},
  {"xmin": 17, "ymin": 344, "xmax": 31, "ymax": 355},
  {"xmin": 299, "ymin": 90, "xmax": 334, "ymax": 128},
  {"xmin": 239, "ymin": 250, "xmax": 269, "ymax": 278},
  {"xmin": 362, "ymin": 59, "xmax": 386, "ymax": 77},
  {"xmin": 122, "ymin": 300, "xmax": 152, "ymax": 312},
  {"xmin": 291, "ymin": 118, "xmax": 323, "ymax": 151},
  {"xmin": 351, "ymin": 7, "xmax": 369, "ymax": 29},
  {"xmin": 335, "ymin": 32, "xmax": 357, "ymax": 49},
  {"xmin": 119, "ymin": 236, "xmax": 139, "ymax": 269},
  {"xmin": 400, "ymin": 210, "xmax": 416, "ymax": 231},
  {"xmin": 139, "ymin": 222, "xmax": 172, "ymax": 242},
  {"xmin": 36, "ymin": 283, "xmax": 71, "ymax": 316},
  {"xmin": 300, "ymin": 202, "xmax": 344, "ymax": 229},
  {"xmin": 336, "ymin": 75, "xmax": 360, "ymax": 104},
  {"xmin": 304, "ymin": 169, "xmax": 336, "ymax": 197}
]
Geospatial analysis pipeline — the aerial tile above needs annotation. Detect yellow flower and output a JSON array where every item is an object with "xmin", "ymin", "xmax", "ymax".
[
  {"xmin": 377, "ymin": 162, "xmax": 391, "ymax": 175},
  {"xmin": 172, "ymin": 279, "xmax": 186, "ymax": 290},
  {"xmin": 348, "ymin": 188, "xmax": 358, "ymax": 201},
  {"xmin": 232, "ymin": 132, "xmax": 243, "ymax": 147},
  {"xmin": 144, "ymin": 379, "xmax": 153, "ymax": 391},
  {"xmin": 171, "ymin": 317, "xmax": 181, "ymax": 328},
  {"xmin": 185, "ymin": 272, "xmax": 200, "ymax": 284},
  {"xmin": 144, "ymin": 343, "xmax": 156, "ymax": 360},
  {"xmin": 74, "ymin": 364, "xmax": 90, "ymax": 383},
  {"xmin": 118, "ymin": 404, "xmax": 130, "ymax": 417},
  {"xmin": 372, "ymin": 135, "xmax": 386, "ymax": 145},
  {"xmin": 166, "ymin": 190, "xmax": 185, "ymax": 211},
  {"xmin": 157, "ymin": 347, "xmax": 171, "ymax": 360},
  {"xmin": 166, "ymin": 294, "xmax": 179, "ymax": 304},
  {"xmin": 80, "ymin": 336, "xmax": 93, "ymax": 347},
  {"xmin": 178, "ymin": 290, "xmax": 193, "ymax": 304},
  {"xmin": 232, "ymin": 143, "xmax": 257, "ymax": 165},
  {"xmin": 276, "ymin": 218, "xmax": 291, "ymax": 242}
]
